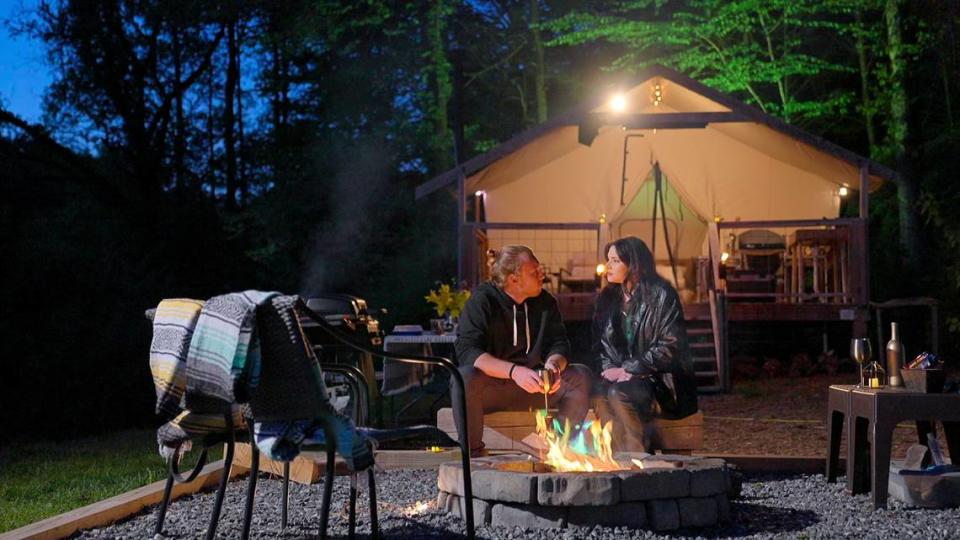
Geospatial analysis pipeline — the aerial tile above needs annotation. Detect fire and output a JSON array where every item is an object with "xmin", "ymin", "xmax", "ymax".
[
  {"xmin": 401, "ymin": 500, "xmax": 432, "ymax": 517},
  {"xmin": 534, "ymin": 410, "xmax": 627, "ymax": 472}
]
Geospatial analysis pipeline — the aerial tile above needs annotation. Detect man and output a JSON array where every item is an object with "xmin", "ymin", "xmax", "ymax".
[{"xmin": 452, "ymin": 245, "xmax": 593, "ymax": 456}]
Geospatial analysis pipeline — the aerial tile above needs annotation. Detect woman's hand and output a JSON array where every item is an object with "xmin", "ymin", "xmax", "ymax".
[{"xmin": 601, "ymin": 367, "xmax": 629, "ymax": 382}]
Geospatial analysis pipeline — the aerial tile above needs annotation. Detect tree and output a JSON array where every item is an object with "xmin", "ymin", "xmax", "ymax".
[
  {"xmin": 884, "ymin": 0, "xmax": 922, "ymax": 268},
  {"xmin": 549, "ymin": 0, "xmax": 856, "ymax": 125}
]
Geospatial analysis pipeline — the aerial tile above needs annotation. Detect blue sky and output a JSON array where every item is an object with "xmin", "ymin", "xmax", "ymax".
[{"xmin": 0, "ymin": 0, "xmax": 49, "ymax": 123}]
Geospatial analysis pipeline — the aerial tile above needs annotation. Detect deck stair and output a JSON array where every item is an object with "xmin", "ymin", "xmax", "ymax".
[{"xmin": 686, "ymin": 320, "xmax": 723, "ymax": 393}]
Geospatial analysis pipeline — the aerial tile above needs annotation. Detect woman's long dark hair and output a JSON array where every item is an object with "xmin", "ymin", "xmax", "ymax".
[
  {"xmin": 593, "ymin": 237, "xmax": 663, "ymax": 346},
  {"xmin": 604, "ymin": 236, "xmax": 658, "ymax": 293}
]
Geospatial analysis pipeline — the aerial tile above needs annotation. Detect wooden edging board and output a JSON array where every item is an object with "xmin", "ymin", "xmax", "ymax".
[
  {"xmin": 0, "ymin": 460, "xmax": 242, "ymax": 540},
  {"xmin": 0, "ymin": 451, "xmax": 836, "ymax": 540}
]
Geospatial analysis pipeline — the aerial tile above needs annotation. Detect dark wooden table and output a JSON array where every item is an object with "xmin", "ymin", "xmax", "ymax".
[
  {"xmin": 847, "ymin": 387, "xmax": 960, "ymax": 508},
  {"xmin": 825, "ymin": 384, "xmax": 854, "ymax": 485}
]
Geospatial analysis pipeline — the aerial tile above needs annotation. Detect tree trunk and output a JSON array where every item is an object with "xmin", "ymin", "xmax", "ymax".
[
  {"xmin": 207, "ymin": 60, "xmax": 216, "ymax": 201},
  {"xmin": 884, "ymin": 0, "xmax": 922, "ymax": 269},
  {"xmin": 224, "ymin": 18, "xmax": 238, "ymax": 209},
  {"xmin": 855, "ymin": 7, "xmax": 877, "ymax": 154},
  {"xmin": 173, "ymin": 27, "xmax": 186, "ymax": 192},
  {"xmin": 429, "ymin": 0, "xmax": 452, "ymax": 172},
  {"xmin": 236, "ymin": 20, "xmax": 247, "ymax": 204},
  {"xmin": 530, "ymin": 0, "xmax": 547, "ymax": 123},
  {"xmin": 452, "ymin": 48, "xmax": 466, "ymax": 165}
]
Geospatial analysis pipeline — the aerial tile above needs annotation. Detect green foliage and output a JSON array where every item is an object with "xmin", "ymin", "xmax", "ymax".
[{"xmin": 548, "ymin": 0, "xmax": 857, "ymax": 125}]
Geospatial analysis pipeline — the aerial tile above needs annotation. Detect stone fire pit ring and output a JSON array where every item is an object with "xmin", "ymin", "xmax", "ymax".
[{"xmin": 437, "ymin": 453, "xmax": 735, "ymax": 531}]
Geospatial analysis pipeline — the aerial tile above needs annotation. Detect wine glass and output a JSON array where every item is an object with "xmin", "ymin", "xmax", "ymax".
[{"xmin": 850, "ymin": 338, "xmax": 872, "ymax": 387}]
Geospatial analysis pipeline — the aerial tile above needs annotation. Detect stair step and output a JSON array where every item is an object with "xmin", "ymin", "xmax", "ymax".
[
  {"xmin": 689, "ymin": 342, "xmax": 715, "ymax": 349},
  {"xmin": 697, "ymin": 385, "xmax": 723, "ymax": 394},
  {"xmin": 687, "ymin": 327, "xmax": 713, "ymax": 335},
  {"xmin": 695, "ymin": 370, "xmax": 719, "ymax": 378},
  {"xmin": 693, "ymin": 358, "xmax": 717, "ymax": 366}
]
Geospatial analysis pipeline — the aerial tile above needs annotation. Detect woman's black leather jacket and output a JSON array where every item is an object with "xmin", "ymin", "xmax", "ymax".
[{"xmin": 592, "ymin": 279, "xmax": 699, "ymax": 419}]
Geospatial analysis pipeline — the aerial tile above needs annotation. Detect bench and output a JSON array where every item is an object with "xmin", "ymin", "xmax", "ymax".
[{"xmin": 436, "ymin": 408, "xmax": 704, "ymax": 454}]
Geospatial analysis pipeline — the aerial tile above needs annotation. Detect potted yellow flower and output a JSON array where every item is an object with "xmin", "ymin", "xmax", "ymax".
[{"xmin": 425, "ymin": 282, "xmax": 471, "ymax": 334}]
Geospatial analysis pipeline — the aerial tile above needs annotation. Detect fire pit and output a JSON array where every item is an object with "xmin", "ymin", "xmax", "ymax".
[
  {"xmin": 438, "ymin": 452, "xmax": 734, "ymax": 531},
  {"xmin": 438, "ymin": 413, "xmax": 733, "ymax": 531}
]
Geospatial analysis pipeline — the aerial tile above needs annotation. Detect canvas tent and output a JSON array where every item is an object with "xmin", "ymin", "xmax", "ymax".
[{"xmin": 417, "ymin": 65, "xmax": 896, "ymax": 300}]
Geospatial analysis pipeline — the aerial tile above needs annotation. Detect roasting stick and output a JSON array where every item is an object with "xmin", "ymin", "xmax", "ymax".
[{"xmin": 539, "ymin": 369, "xmax": 551, "ymax": 417}]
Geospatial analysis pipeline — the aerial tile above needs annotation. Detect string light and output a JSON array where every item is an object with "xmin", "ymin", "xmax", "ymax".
[{"xmin": 651, "ymin": 83, "xmax": 663, "ymax": 107}]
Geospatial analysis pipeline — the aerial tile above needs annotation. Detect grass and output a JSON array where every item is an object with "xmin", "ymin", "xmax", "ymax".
[{"xmin": 0, "ymin": 428, "xmax": 222, "ymax": 533}]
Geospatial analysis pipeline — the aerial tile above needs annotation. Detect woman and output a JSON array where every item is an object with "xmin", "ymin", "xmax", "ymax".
[{"xmin": 593, "ymin": 236, "xmax": 699, "ymax": 452}]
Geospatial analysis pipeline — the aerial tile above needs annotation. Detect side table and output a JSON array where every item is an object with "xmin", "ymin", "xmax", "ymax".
[
  {"xmin": 826, "ymin": 384, "xmax": 855, "ymax": 484},
  {"xmin": 848, "ymin": 387, "xmax": 960, "ymax": 508}
]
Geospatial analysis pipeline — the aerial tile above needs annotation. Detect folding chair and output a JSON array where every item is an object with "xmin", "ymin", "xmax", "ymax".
[{"xmin": 244, "ymin": 296, "xmax": 476, "ymax": 539}]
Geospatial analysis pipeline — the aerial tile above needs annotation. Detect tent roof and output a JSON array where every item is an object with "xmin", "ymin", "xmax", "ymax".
[{"xmin": 416, "ymin": 65, "xmax": 897, "ymax": 200}]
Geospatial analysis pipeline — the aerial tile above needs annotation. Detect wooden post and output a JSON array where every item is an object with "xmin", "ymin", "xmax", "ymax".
[
  {"xmin": 859, "ymin": 163, "xmax": 871, "ymax": 305},
  {"xmin": 859, "ymin": 163, "xmax": 870, "ymax": 219}
]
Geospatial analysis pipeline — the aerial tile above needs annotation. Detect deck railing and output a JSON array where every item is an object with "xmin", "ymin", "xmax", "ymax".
[{"xmin": 709, "ymin": 218, "xmax": 868, "ymax": 306}]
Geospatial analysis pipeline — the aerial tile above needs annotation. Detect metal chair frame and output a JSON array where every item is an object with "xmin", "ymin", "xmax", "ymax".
[
  {"xmin": 153, "ymin": 410, "xmax": 240, "ymax": 540},
  {"xmin": 298, "ymin": 304, "xmax": 476, "ymax": 539},
  {"xmin": 148, "ymin": 300, "xmax": 475, "ymax": 540}
]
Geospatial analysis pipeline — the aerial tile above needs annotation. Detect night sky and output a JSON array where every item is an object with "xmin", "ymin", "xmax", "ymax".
[{"xmin": 0, "ymin": 0, "xmax": 49, "ymax": 122}]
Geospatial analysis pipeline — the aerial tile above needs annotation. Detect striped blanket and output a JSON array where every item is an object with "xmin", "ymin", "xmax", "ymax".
[
  {"xmin": 185, "ymin": 290, "xmax": 278, "ymax": 408},
  {"xmin": 149, "ymin": 298, "xmax": 205, "ymax": 419}
]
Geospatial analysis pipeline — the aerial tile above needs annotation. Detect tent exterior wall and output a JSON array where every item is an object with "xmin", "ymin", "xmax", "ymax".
[{"xmin": 469, "ymin": 122, "xmax": 846, "ymax": 241}]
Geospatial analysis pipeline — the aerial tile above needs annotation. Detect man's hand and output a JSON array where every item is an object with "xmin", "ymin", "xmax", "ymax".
[
  {"xmin": 601, "ymin": 367, "xmax": 630, "ymax": 382},
  {"xmin": 510, "ymin": 365, "xmax": 545, "ymax": 394},
  {"xmin": 543, "ymin": 356, "xmax": 566, "ymax": 394}
]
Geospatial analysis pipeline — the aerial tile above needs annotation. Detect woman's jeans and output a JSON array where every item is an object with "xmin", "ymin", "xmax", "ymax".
[{"xmin": 593, "ymin": 377, "xmax": 660, "ymax": 452}]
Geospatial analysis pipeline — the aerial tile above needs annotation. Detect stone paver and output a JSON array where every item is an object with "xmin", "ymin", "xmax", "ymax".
[
  {"xmin": 688, "ymin": 458, "xmax": 729, "ymax": 497},
  {"xmin": 537, "ymin": 473, "xmax": 620, "ymax": 506},
  {"xmin": 645, "ymin": 498, "xmax": 680, "ymax": 531},
  {"xmin": 619, "ymin": 467, "xmax": 690, "ymax": 501},
  {"xmin": 567, "ymin": 501, "xmax": 647, "ymax": 529},
  {"xmin": 473, "ymin": 468, "xmax": 537, "ymax": 504},
  {"xmin": 491, "ymin": 502, "xmax": 566, "ymax": 529},
  {"xmin": 677, "ymin": 496, "xmax": 718, "ymax": 528}
]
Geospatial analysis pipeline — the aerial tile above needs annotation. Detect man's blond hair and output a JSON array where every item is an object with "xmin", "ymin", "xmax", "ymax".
[{"xmin": 486, "ymin": 245, "xmax": 538, "ymax": 287}]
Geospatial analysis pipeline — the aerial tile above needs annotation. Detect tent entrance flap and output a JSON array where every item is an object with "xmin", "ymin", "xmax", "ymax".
[{"xmin": 611, "ymin": 164, "xmax": 708, "ymax": 294}]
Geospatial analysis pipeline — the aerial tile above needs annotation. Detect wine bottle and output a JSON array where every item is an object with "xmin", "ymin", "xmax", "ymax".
[{"xmin": 887, "ymin": 322, "xmax": 904, "ymax": 387}]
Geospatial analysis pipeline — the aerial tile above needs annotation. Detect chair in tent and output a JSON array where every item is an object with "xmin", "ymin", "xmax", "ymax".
[{"xmin": 557, "ymin": 252, "xmax": 600, "ymax": 293}]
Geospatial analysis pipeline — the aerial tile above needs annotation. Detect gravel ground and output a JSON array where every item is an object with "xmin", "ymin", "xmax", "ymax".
[{"xmin": 76, "ymin": 468, "xmax": 960, "ymax": 539}]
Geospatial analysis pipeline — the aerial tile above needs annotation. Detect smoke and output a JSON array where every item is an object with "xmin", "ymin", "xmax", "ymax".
[{"xmin": 300, "ymin": 136, "xmax": 395, "ymax": 297}]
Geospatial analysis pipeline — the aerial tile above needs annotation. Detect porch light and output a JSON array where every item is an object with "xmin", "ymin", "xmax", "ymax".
[
  {"xmin": 610, "ymin": 94, "xmax": 627, "ymax": 112},
  {"xmin": 596, "ymin": 263, "xmax": 606, "ymax": 276},
  {"xmin": 838, "ymin": 186, "xmax": 849, "ymax": 197},
  {"xmin": 721, "ymin": 252, "xmax": 730, "ymax": 263},
  {"xmin": 475, "ymin": 190, "xmax": 484, "ymax": 197}
]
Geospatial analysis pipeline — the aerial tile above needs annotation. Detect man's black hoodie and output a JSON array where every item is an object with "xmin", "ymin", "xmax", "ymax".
[{"xmin": 455, "ymin": 281, "xmax": 570, "ymax": 368}]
